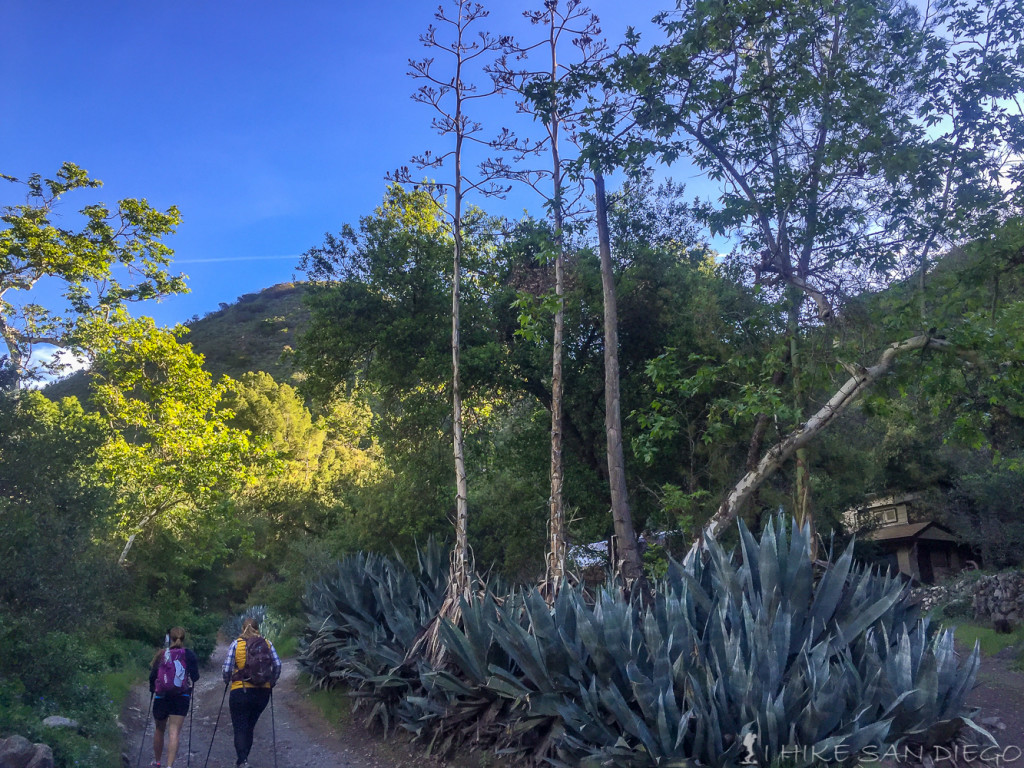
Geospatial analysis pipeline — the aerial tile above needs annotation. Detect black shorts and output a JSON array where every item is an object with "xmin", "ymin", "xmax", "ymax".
[{"xmin": 153, "ymin": 693, "xmax": 192, "ymax": 720}]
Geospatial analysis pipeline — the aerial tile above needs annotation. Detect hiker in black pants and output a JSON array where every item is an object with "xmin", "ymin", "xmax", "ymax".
[{"xmin": 222, "ymin": 618, "xmax": 282, "ymax": 768}]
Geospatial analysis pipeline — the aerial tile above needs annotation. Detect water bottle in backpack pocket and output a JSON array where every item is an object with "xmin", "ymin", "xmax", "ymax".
[{"xmin": 154, "ymin": 647, "xmax": 190, "ymax": 695}]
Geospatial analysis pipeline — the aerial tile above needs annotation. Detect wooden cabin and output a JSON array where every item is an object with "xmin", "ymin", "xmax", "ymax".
[{"xmin": 843, "ymin": 494, "xmax": 971, "ymax": 583}]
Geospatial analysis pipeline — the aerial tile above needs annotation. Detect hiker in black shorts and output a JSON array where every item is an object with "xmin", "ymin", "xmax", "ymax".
[
  {"xmin": 223, "ymin": 617, "xmax": 282, "ymax": 768},
  {"xmin": 149, "ymin": 626, "xmax": 201, "ymax": 768}
]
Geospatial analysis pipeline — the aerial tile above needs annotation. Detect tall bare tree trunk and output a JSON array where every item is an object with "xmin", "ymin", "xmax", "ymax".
[
  {"xmin": 450, "ymin": 45, "xmax": 471, "ymax": 608},
  {"xmin": 451, "ymin": 215, "xmax": 470, "ymax": 597},
  {"xmin": 593, "ymin": 170, "xmax": 642, "ymax": 581},
  {"xmin": 788, "ymin": 300, "xmax": 818, "ymax": 559},
  {"xmin": 547, "ymin": 208, "xmax": 567, "ymax": 591},
  {"xmin": 510, "ymin": 2, "xmax": 604, "ymax": 596},
  {"xmin": 402, "ymin": 0, "xmax": 508, "ymax": 663},
  {"xmin": 546, "ymin": 32, "xmax": 567, "ymax": 596}
]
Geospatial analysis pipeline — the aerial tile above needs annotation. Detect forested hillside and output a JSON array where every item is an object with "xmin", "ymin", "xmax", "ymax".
[
  {"xmin": 44, "ymin": 282, "xmax": 311, "ymax": 401},
  {"xmin": 183, "ymin": 282, "xmax": 311, "ymax": 383}
]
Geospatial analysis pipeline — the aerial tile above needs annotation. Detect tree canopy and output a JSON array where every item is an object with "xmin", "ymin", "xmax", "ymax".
[{"xmin": 0, "ymin": 163, "xmax": 186, "ymax": 385}]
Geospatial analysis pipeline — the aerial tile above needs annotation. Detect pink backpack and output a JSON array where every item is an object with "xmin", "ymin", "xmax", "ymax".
[{"xmin": 154, "ymin": 647, "xmax": 190, "ymax": 695}]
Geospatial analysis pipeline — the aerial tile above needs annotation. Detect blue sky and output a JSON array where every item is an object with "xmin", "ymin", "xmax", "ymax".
[{"xmin": 3, "ymin": 0, "xmax": 676, "ymax": 328}]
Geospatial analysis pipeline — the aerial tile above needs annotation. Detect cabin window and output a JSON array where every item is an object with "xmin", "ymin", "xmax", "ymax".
[{"xmin": 880, "ymin": 507, "xmax": 898, "ymax": 524}]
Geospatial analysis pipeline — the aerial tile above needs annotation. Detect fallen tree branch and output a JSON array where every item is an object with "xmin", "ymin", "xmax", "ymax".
[{"xmin": 689, "ymin": 334, "xmax": 957, "ymax": 558}]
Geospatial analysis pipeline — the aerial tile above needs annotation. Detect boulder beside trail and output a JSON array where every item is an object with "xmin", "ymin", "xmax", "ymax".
[{"xmin": 0, "ymin": 734, "xmax": 54, "ymax": 768}]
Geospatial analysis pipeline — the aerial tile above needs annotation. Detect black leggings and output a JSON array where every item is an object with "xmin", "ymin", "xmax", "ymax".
[{"xmin": 228, "ymin": 687, "xmax": 271, "ymax": 766}]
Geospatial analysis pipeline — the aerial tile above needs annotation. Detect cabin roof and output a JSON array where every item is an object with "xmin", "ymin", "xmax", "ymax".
[{"xmin": 864, "ymin": 521, "xmax": 958, "ymax": 543}]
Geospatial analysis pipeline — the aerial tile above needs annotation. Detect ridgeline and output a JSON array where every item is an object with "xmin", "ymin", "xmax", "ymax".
[{"xmin": 46, "ymin": 282, "xmax": 311, "ymax": 401}]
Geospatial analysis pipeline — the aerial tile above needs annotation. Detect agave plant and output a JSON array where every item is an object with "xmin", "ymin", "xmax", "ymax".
[
  {"xmin": 297, "ymin": 520, "xmax": 981, "ymax": 768},
  {"xmin": 223, "ymin": 605, "xmax": 287, "ymax": 645},
  {"xmin": 856, "ymin": 619, "xmax": 982, "ymax": 746},
  {"xmin": 397, "ymin": 593, "xmax": 517, "ymax": 755},
  {"xmin": 399, "ymin": 586, "xmax": 592, "ymax": 760},
  {"xmin": 548, "ymin": 517, "xmax": 981, "ymax": 767},
  {"xmin": 299, "ymin": 539, "xmax": 447, "ymax": 730}
]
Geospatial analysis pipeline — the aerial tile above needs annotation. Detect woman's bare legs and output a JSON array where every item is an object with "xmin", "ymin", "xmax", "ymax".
[
  {"xmin": 165, "ymin": 714, "xmax": 186, "ymax": 767},
  {"xmin": 153, "ymin": 717, "xmax": 166, "ymax": 764}
]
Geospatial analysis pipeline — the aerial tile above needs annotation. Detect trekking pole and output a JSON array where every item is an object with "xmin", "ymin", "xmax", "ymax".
[
  {"xmin": 136, "ymin": 692, "xmax": 154, "ymax": 768},
  {"xmin": 270, "ymin": 688, "xmax": 278, "ymax": 768},
  {"xmin": 203, "ymin": 682, "xmax": 229, "ymax": 768},
  {"xmin": 187, "ymin": 687, "xmax": 195, "ymax": 768}
]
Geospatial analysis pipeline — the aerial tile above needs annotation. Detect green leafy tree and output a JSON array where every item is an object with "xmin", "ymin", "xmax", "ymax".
[
  {"xmin": 88, "ymin": 316, "xmax": 266, "ymax": 566},
  {"xmin": 299, "ymin": 186, "xmax": 504, "ymax": 560},
  {"xmin": 226, "ymin": 372, "xmax": 328, "ymax": 496},
  {"xmin": 840, "ymin": 219, "xmax": 1024, "ymax": 563},
  {"xmin": 218, "ymin": 371, "xmax": 379, "ymax": 610},
  {"xmin": 0, "ymin": 163, "xmax": 185, "ymax": 385},
  {"xmin": 0, "ymin": 390, "xmax": 134, "ymax": 762},
  {"xmin": 603, "ymin": 0, "xmax": 1023, "ymax": 547},
  {"xmin": 0, "ymin": 390, "xmax": 119, "ymax": 628},
  {"xmin": 224, "ymin": 371, "xmax": 378, "ymax": 536},
  {"xmin": 605, "ymin": 177, "xmax": 776, "ymax": 534},
  {"xmin": 300, "ymin": 186, "xmax": 456, "ymax": 402}
]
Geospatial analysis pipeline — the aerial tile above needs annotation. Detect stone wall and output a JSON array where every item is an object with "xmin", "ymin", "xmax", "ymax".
[
  {"xmin": 911, "ymin": 569, "xmax": 1024, "ymax": 629},
  {"xmin": 972, "ymin": 571, "xmax": 1024, "ymax": 628},
  {"xmin": 912, "ymin": 576, "xmax": 977, "ymax": 613}
]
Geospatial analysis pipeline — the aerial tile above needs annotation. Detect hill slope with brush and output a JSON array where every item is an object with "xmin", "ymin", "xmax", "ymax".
[{"xmin": 45, "ymin": 282, "xmax": 312, "ymax": 401}]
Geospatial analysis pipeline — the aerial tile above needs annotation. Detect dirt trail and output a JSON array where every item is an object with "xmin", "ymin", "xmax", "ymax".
[
  {"xmin": 966, "ymin": 644, "xmax": 1024, "ymax": 754},
  {"xmin": 122, "ymin": 645, "xmax": 418, "ymax": 768}
]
